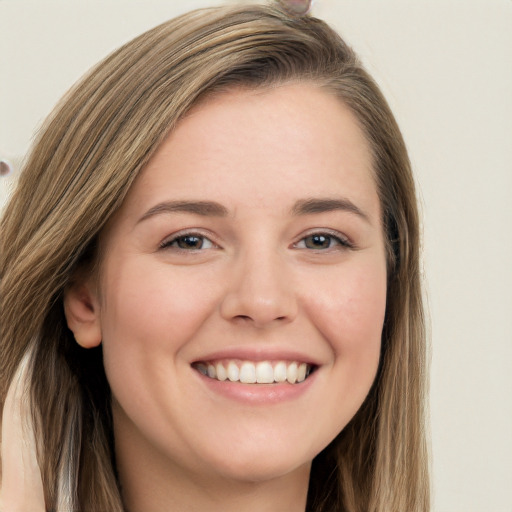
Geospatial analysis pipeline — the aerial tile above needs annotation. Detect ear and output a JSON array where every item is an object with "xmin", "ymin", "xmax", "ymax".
[{"xmin": 63, "ymin": 278, "xmax": 102, "ymax": 349}]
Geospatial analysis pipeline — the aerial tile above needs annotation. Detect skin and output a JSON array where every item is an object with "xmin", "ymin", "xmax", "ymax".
[{"xmin": 65, "ymin": 83, "xmax": 387, "ymax": 511}]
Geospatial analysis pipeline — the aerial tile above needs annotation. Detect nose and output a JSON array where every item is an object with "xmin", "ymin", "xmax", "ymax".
[{"xmin": 219, "ymin": 248, "xmax": 298, "ymax": 328}]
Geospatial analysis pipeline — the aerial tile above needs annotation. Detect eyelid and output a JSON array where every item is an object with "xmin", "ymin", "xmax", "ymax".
[
  {"xmin": 158, "ymin": 228, "xmax": 354, "ymax": 252},
  {"xmin": 159, "ymin": 229, "xmax": 219, "ymax": 250},
  {"xmin": 293, "ymin": 228, "xmax": 355, "ymax": 250}
]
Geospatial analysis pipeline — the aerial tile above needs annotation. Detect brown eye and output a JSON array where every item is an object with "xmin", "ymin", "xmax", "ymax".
[
  {"xmin": 161, "ymin": 234, "xmax": 214, "ymax": 251},
  {"xmin": 295, "ymin": 232, "xmax": 352, "ymax": 251},
  {"xmin": 176, "ymin": 235, "xmax": 204, "ymax": 249},
  {"xmin": 304, "ymin": 234, "xmax": 332, "ymax": 249}
]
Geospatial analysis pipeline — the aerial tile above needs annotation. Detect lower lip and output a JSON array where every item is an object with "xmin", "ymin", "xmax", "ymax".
[{"xmin": 194, "ymin": 369, "xmax": 317, "ymax": 404}]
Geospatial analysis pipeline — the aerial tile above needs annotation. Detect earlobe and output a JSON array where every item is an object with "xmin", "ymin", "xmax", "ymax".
[{"xmin": 63, "ymin": 280, "xmax": 102, "ymax": 349}]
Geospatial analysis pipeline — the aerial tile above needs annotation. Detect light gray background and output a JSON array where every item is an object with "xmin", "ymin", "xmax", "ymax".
[{"xmin": 1, "ymin": 1, "xmax": 511, "ymax": 511}]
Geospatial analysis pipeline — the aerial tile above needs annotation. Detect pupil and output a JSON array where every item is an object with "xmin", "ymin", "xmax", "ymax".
[
  {"xmin": 306, "ymin": 235, "xmax": 329, "ymax": 249},
  {"xmin": 178, "ymin": 236, "xmax": 202, "ymax": 249}
]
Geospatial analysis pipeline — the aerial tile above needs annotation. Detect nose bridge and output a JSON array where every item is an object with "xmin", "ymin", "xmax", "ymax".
[{"xmin": 220, "ymin": 241, "xmax": 297, "ymax": 326}]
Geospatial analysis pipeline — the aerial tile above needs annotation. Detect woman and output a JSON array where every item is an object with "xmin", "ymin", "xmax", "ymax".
[{"xmin": 0, "ymin": 2, "xmax": 429, "ymax": 511}]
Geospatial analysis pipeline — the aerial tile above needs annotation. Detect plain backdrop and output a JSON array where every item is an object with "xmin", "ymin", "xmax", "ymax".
[{"xmin": 1, "ymin": 1, "xmax": 511, "ymax": 511}]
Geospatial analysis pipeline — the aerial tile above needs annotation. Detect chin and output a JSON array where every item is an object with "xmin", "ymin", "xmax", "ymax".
[
  {"xmin": 213, "ymin": 456, "xmax": 311, "ymax": 484},
  {"xmin": 193, "ymin": 438, "xmax": 315, "ymax": 484}
]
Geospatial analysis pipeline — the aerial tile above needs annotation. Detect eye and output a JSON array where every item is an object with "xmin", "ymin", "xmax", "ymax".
[
  {"xmin": 295, "ymin": 232, "xmax": 352, "ymax": 250},
  {"xmin": 160, "ymin": 233, "xmax": 215, "ymax": 251}
]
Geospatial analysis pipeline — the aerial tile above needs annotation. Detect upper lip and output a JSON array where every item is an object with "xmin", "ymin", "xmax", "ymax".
[{"xmin": 191, "ymin": 346, "xmax": 321, "ymax": 366}]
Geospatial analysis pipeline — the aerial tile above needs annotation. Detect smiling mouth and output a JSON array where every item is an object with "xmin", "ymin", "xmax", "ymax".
[{"xmin": 193, "ymin": 360, "xmax": 315, "ymax": 384}]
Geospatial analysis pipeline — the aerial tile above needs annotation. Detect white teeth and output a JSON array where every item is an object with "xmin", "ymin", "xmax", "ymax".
[
  {"xmin": 227, "ymin": 361, "xmax": 239, "ymax": 382},
  {"xmin": 196, "ymin": 360, "xmax": 313, "ymax": 384},
  {"xmin": 287, "ymin": 362, "xmax": 298, "ymax": 384},
  {"xmin": 216, "ymin": 362, "xmax": 227, "ymax": 381},
  {"xmin": 256, "ymin": 361, "xmax": 274, "ymax": 384},
  {"xmin": 207, "ymin": 364, "xmax": 216, "ymax": 379},
  {"xmin": 273, "ymin": 361, "xmax": 287, "ymax": 383},
  {"xmin": 240, "ymin": 362, "xmax": 257, "ymax": 384},
  {"xmin": 297, "ymin": 363, "xmax": 307, "ymax": 383}
]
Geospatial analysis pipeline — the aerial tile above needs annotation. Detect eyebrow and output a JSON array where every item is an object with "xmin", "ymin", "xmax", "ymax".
[
  {"xmin": 138, "ymin": 197, "xmax": 370, "ymax": 223},
  {"xmin": 138, "ymin": 200, "xmax": 229, "ymax": 222},
  {"xmin": 291, "ymin": 197, "xmax": 370, "ymax": 223}
]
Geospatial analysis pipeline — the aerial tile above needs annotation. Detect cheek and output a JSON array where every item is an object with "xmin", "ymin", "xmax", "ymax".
[
  {"xmin": 100, "ymin": 260, "xmax": 218, "ymax": 350},
  {"xmin": 98, "ymin": 260, "xmax": 220, "ymax": 405},
  {"xmin": 97, "ymin": 260, "xmax": 224, "ymax": 452},
  {"xmin": 304, "ymin": 255, "xmax": 386, "ymax": 381},
  {"xmin": 309, "ymin": 254, "xmax": 385, "ymax": 328}
]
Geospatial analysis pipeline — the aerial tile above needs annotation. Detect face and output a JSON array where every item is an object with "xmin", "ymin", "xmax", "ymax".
[{"xmin": 95, "ymin": 84, "xmax": 387, "ymax": 484}]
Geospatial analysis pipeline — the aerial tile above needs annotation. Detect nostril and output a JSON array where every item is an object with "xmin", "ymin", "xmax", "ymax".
[
  {"xmin": 220, "ymin": 278, "xmax": 298, "ymax": 326},
  {"xmin": 233, "ymin": 314, "xmax": 288, "ymax": 324}
]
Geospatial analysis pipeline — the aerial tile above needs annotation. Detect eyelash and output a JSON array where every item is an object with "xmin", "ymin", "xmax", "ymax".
[
  {"xmin": 293, "ymin": 230, "xmax": 354, "ymax": 251},
  {"xmin": 160, "ymin": 230, "xmax": 353, "ymax": 252},
  {"xmin": 160, "ymin": 231, "xmax": 216, "ymax": 251}
]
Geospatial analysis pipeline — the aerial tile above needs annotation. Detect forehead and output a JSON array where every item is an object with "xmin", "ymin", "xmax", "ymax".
[{"xmin": 110, "ymin": 82, "xmax": 379, "ymax": 226}]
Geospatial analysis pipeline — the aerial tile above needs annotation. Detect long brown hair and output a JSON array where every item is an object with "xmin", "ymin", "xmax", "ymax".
[{"xmin": 0, "ymin": 4, "xmax": 429, "ymax": 511}]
